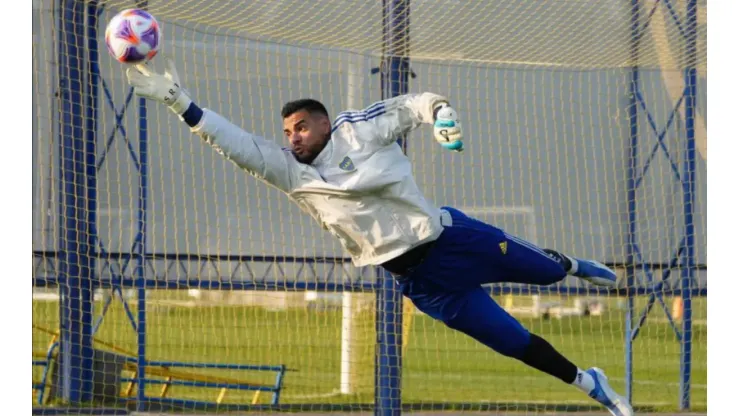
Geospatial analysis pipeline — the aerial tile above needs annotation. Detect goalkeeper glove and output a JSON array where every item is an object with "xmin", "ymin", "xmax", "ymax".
[
  {"xmin": 125, "ymin": 56, "xmax": 193, "ymax": 117},
  {"xmin": 433, "ymin": 103, "xmax": 464, "ymax": 152}
]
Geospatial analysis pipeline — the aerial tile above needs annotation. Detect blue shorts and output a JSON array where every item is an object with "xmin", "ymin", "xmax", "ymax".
[{"xmin": 398, "ymin": 206, "xmax": 567, "ymax": 358}]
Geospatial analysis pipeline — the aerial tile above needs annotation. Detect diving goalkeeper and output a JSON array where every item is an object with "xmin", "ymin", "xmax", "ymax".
[{"xmin": 126, "ymin": 58, "xmax": 633, "ymax": 416}]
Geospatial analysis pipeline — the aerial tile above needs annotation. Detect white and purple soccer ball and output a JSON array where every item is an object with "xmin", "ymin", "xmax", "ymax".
[{"xmin": 105, "ymin": 9, "xmax": 161, "ymax": 64}]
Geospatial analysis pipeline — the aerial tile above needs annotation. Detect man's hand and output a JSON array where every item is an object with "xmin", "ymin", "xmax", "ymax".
[
  {"xmin": 125, "ymin": 57, "xmax": 192, "ymax": 115},
  {"xmin": 433, "ymin": 103, "xmax": 464, "ymax": 152}
]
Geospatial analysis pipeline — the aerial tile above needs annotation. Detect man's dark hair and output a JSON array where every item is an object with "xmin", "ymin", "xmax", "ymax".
[{"xmin": 281, "ymin": 99, "xmax": 329, "ymax": 119}]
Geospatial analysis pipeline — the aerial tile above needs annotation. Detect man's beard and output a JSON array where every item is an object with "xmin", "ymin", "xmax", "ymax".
[
  {"xmin": 292, "ymin": 134, "xmax": 330, "ymax": 165},
  {"xmin": 292, "ymin": 150, "xmax": 316, "ymax": 164}
]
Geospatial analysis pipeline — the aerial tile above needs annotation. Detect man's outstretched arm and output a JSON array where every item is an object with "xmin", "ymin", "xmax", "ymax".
[
  {"xmin": 125, "ymin": 58, "xmax": 301, "ymax": 193},
  {"xmin": 336, "ymin": 92, "xmax": 464, "ymax": 151}
]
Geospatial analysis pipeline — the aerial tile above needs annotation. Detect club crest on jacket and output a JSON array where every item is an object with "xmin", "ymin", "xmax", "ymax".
[{"xmin": 339, "ymin": 156, "xmax": 355, "ymax": 171}]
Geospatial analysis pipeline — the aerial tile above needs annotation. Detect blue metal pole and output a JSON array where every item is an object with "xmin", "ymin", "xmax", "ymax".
[
  {"xmin": 84, "ymin": 0, "xmax": 100, "ymax": 402},
  {"xmin": 87, "ymin": 2, "xmax": 99, "ymax": 254},
  {"xmin": 680, "ymin": 0, "xmax": 698, "ymax": 409},
  {"xmin": 136, "ymin": 95, "xmax": 149, "ymax": 411},
  {"xmin": 375, "ymin": 1, "xmax": 410, "ymax": 415},
  {"xmin": 625, "ymin": 0, "xmax": 641, "ymax": 404},
  {"xmin": 57, "ymin": 0, "xmax": 95, "ymax": 403},
  {"xmin": 376, "ymin": 270, "xmax": 403, "ymax": 416},
  {"xmin": 135, "ymin": 2, "xmax": 150, "ymax": 410},
  {"xmin": 87, "ymin": 0, "xmax": 100, "ymax": 322}
]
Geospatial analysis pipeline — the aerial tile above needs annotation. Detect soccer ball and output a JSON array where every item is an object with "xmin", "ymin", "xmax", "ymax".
[{"xmin": 105, "ymin": 9, "xmax": 161, "ymax": 64}]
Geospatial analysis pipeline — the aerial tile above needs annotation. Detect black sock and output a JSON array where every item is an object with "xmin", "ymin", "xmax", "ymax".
[
  {"xmin": 543, "ymin": 249, "xmax": 572, "ymax": 272},
  {"xmin": 519, "ymin": 333, "xmax": 578, "ymax": 384}
]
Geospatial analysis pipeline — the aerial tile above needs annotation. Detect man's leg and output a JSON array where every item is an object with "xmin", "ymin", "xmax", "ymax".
[
  {"xmin": 497, "ymin": 232, "xmax": 618, "ymax": 287},
  {"xmin": 400, "ymin": 280, "xmax": 634, "ymax": 416},
  {"xmin": 432, "ymin": 206, "xmax": 617, "ymax": 288}
]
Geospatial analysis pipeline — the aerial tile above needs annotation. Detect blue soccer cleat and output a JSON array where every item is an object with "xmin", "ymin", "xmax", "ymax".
[
  {"xmin": 586, "ymin": 368, "xmax": 634, "ymax": 416},
  {"xmin": 570, "ymin": 257, "xmax": 618, "ymax": 287}
]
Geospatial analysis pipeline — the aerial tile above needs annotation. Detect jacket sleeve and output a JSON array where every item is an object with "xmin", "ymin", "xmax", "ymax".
[
  {"xmin": 190, "ymin": 109, "xmax": 301, "ymax": 193},
  {"xmin": 333, "ymin": 92, "xmax": 449, "ymax": 146}
]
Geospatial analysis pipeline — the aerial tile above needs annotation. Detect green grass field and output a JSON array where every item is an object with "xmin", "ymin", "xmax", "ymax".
[{"xmin": 32, "ymin": 292, "xmax": 707, "ymax": 412}]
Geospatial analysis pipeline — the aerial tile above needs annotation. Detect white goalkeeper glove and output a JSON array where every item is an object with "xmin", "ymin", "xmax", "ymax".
[
  {"xmin": 433, "ymin": 103, "xmax": 464, "ymax": 152},
  {"xmin": 125, "ymin": 56, "xmax": 192, "ymax": 116}
]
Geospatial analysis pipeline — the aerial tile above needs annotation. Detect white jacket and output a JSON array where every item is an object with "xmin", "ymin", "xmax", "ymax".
[{"xmin": 191, "ymin": 92, "xmax": 450, "ymax": 267}]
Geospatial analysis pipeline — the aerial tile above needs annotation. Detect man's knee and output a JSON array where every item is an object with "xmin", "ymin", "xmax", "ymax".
[
  {"xmin": 440, "ymin": 291, "xmax": 533, "ymax": 358},
  {"xmin": 405, "ymin": 283, "xmax": 535, "ymax": 359},
  {"xmin": 444, "ymin": 312, "xmax": 532, "ymax": 358}
]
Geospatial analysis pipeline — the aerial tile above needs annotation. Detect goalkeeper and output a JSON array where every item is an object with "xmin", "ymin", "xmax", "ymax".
[{"xmin": 127, "ymin": 59, "xmax": 632, "ymax": 416}]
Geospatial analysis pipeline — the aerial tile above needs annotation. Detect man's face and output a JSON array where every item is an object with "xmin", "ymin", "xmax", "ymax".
[{"xmin": 283, "ymin": 110, "xmax": 331, "ymax": 164}]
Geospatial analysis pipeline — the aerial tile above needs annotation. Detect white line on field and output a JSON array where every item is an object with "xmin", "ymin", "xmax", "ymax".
[{"xmin": 282, "ymin": 388, "xmax": 345, "ymax": 399}]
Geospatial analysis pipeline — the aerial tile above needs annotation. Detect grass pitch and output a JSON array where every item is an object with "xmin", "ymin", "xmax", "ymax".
[{"xmin": 32, "ymin": 292, "xmax": 706, "ymax": 412}]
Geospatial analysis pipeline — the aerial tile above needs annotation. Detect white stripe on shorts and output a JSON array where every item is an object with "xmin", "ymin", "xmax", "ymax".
[{"xmin": 504, "ymin": 233, "xmax": 561, "ymax": 264}]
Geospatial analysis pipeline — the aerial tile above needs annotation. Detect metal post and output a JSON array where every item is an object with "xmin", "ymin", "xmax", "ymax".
[
  {"xmin": 625, "ymin": 0, "xmax": 641, "ymax": 404},
  {"xmin": 135, "ymin": 2, "xmax": 150, "ymax": 410},
  {"xmin": 376, "ymin": 271, "xmax": 403, "ymax": 416},
  {"xmin": 375, "ymin": 1, "xmax": 411, "ymax": 415},
  {"xmin": 135, "ymin": 95, "xmax": 149, "ymax": 410},
  {"xmin": 680, "ymin": 0, "xmax": 698, "ymax": 409},
  {"xmin": 57, "ymin": 0, "xmax": 95, "ymax": 403},
  {"xmin": 341, "ymin": 54, "xmax": 366, "ymax": 395}
]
